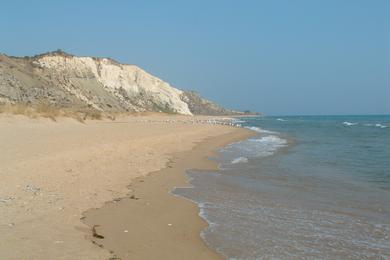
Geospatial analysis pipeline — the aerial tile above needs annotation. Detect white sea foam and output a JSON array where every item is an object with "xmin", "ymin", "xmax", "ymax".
[
  {"xmin": 245, "ymin": 135, "xmax": 287, "ymax": 157},
  {"xmin": 375, "ymin": 123, "xmax": 387, "ymax": 128},
  {"xmin": 343, "ymin": 121, "xmax": 358, "ymax": 126},
  {"xmin": 231, "ymin": 157, "xmax": 249, "ymax": 164},
  {"xmin": 276, "ymin": 118, "xmax": 286, "ymax": 121},
  {"xmin": 249, "ymin": 135, "xmax": 287, "ymax": 145},
  {"xmin": 245, "ymin": 126, "xmax": 276, "ymax": 134},
  {"xmin": 346, "ymin": 122, "xmax": 387, "ymax": 128},
  {"xmin": 222, "ymin": 134, "xmax": 288, "ymax": 165}
]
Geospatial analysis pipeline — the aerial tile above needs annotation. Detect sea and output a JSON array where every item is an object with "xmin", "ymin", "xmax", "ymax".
[{"xmin": 173, "ymin": 115, "xmax": 390, "ymax": 259}]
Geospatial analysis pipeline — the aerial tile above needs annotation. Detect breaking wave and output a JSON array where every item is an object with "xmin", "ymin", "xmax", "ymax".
[
  {"xmin": 231, "ymin": 157, "xmax": 249, "ymax": 164},
  {"xmin": 375, "ymin": 123, "xmax": 387, "ymax": 129},
  {"xmin": 245, "ymin": 126, "xmax": 277, "ymax": 134},
  {"xmin": 343, "ymin": 122, "xmax": 387, "ymax": 128},
  {"xmin": 343, "ymin": 121, "xmax": 358, "ymax": 126},
  {"xmin": 220, "ymin": 134, "xmax": 288, "ymax": 167}
]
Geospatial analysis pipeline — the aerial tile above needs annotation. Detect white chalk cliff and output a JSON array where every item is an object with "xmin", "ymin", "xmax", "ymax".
[{"xmin": 0, "ymin": 51, "xmax": 240, "ymax": 115}]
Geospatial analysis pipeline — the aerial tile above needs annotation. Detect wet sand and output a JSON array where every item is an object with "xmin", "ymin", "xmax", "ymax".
[
  {"xmin": 83, "ymin": 129, "xmax": 254, "ymax": 259},
  {"xmin": 0, "ymin": 114, "xmax": 253, "ymax": 259}
]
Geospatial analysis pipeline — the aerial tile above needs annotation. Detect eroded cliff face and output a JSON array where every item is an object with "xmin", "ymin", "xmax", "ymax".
[
  {"xmin": 32, "ymin": 55, "xmax": 191, "ymax": 114},
  {"xmin": 0, "ymin": 51, "xmax": 240, "ymax": 115}
]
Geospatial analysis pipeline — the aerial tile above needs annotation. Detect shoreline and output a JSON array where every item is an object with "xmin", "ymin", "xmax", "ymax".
[
  {"xmin": 0, "ymin": 114, "xmax": 253, "ymax": 259},
  {"xmin": 82, "ymin": 128, "xmax": 255, "ymax": 259}
]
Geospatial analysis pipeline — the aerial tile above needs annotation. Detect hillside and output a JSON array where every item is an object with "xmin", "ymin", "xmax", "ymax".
[{"xmin": 0, "ymin": 51, "xmax": 242, "ymax": 116}]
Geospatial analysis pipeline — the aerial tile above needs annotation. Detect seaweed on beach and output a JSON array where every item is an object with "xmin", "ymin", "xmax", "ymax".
[{"xmin": 92, "ymin": 225, "xmax": 104, "ymax": 239}]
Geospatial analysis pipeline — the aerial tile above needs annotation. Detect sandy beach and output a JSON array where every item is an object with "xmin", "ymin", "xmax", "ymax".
[{"xmin": 0, "ymin": 114, "xmax": 253, "ymax": 259}]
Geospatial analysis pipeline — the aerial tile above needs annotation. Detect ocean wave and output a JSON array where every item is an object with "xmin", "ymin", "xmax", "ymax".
[
  {"xmin": 245, "ymin": 126, "xmax": 277, "ymax": 134},
  {"xmin": 347, "ymin": 123, "xmax": 388, "ymax": 128},
  {"xmin": 222, "ymin": 134, "xmax": 288, "ymax": 165},
  {"xmin": 246, "ymin": 135, "xmax": 288, "ymax": 157},
  {"xmin": 198, "ymin": 203, "xmax": 218, "ymax": 227},
  {"xmin": 343, "ymin": 121, "xmax": 358, "ymax": 126},
  {"xmin": 276, "ymin": 118, "xmax": 286, "ymax": 121},
  {"xmin": 231, "ymin": 157, "xmax": 249, "ymax": 164},
  {"xmin": 375, "ymin": 123, "xmax": 387, "ymax": 129},
  {"xmin": 249, "ymin": 135, "xmax": 287, "ymax": 145}
]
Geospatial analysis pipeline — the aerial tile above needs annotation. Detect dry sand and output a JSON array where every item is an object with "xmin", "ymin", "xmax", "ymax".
[{"xmin": 0, "ymin": 114, "xmax": 253, "ymax": 259}]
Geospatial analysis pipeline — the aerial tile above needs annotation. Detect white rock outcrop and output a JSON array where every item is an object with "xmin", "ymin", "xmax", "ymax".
[
  {"xmin": 32, "ymin": 55, "xmax": 192, "ymax": 115},
  {"xmin": 0, "ymin": 51, "xmax": 240, "ymax": 115}
]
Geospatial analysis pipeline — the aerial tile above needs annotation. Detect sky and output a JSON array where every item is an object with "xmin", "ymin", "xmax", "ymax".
[{"xmin": 1, "ymin": 0, "xmax": 389, "ymax": 115}]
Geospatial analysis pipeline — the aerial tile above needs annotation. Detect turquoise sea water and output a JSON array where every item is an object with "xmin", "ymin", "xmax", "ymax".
[{"xmin": 174, "ymin": 115, "xmax": 390, "ymax": 259}]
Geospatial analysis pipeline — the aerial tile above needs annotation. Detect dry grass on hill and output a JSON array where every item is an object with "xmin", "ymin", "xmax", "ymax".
[
  {"xmin": 0, "ymin": 102, "xmax": 201, "ymax": 123},
  {"xmin": 0, "ymin": 103, "xmax": 105, "ymax": 122}
]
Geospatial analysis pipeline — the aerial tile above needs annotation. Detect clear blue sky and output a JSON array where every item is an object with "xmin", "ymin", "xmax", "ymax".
[{"xmin": 1, "ymin": 0, "xmax": 389, "ymax": 115}]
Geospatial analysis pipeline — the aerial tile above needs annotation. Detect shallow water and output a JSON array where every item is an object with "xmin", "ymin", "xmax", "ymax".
[{"xmin": 173, "ymin": 115, "xmax": 390, "ymax": 259}]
